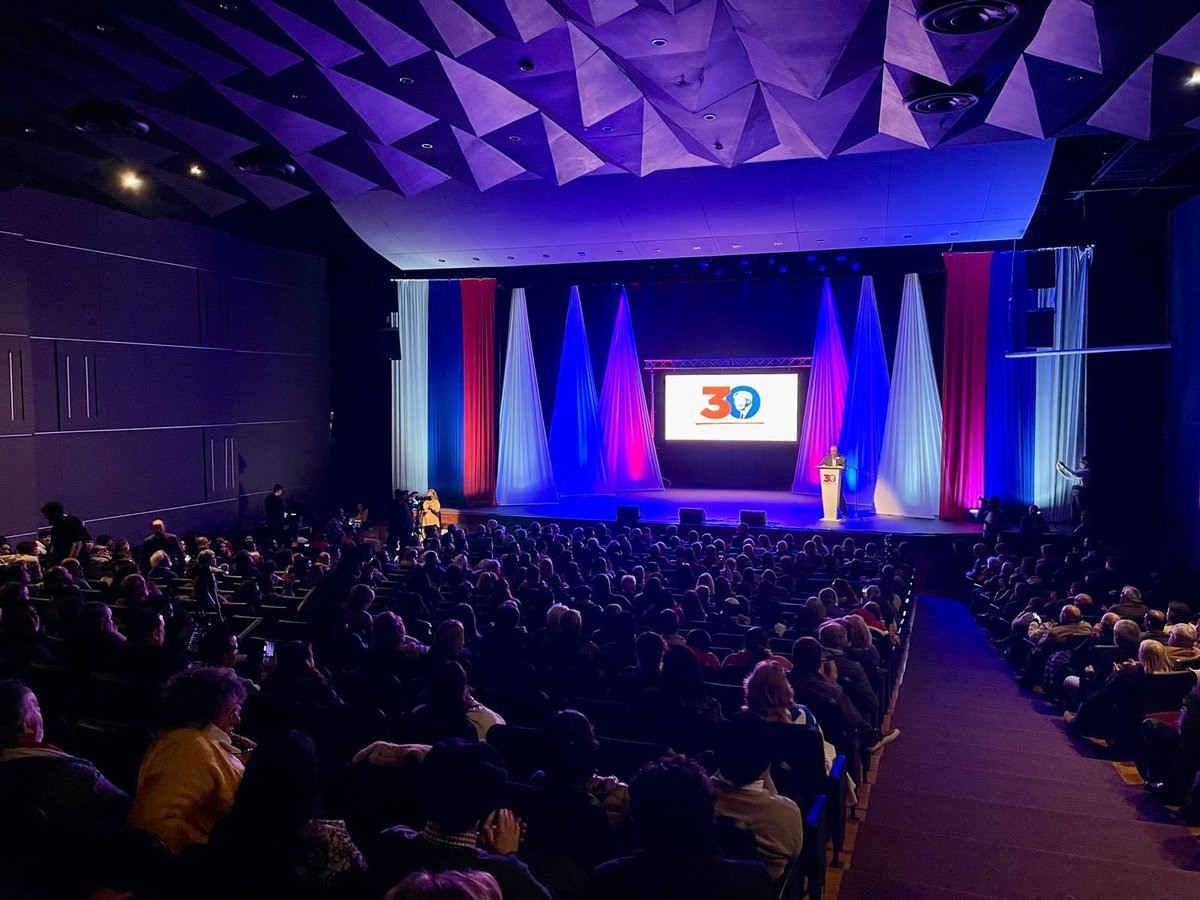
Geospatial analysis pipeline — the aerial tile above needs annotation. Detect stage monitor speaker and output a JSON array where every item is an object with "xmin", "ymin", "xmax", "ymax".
[
  {"xmin": 739, "ymin": 509, "xmax": 767, "ymax": 527},
  {"xmin": 616, "ymin": 505, "xmax": 640, "ymax": 526},
  {"xmin": 376, "ymin": 327, "xmax": 402, "ymax": 360},
  {"xmin": 678, "ymin": 507, "xmax": 706, "ymax": 525}
]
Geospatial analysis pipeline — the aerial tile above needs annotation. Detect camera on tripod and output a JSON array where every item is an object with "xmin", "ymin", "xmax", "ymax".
[{"xmin": 408, "ymin": 492, "xmax": 434, "ymax": 509}]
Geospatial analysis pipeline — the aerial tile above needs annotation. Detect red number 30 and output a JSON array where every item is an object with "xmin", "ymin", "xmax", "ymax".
[{"xmin": 700, "ymin": 386, "xmax": 731, "ymax": 419}]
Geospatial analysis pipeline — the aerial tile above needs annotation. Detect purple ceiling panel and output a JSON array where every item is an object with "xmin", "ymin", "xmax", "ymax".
[
  {"xmin": 468, "ymin": 0, "xmax": 564, "ymax": 42},
  {"xmin": 119, "ymin": 14, "xmax": 248, "ymax": 82},
  {"xmin": 332, "ymin": 0, "xmax": 427, "ymax": 65},
  {"xmin": 215, "ymin": 84, "xmax": 345, "ymax": 155},
  {"xmin": 152, "ymin": 168, "xmax": 248, "ymax": 217},
  {"xmin": 251, "ymin": 0, "xmax": 364, "ymax": 67},
  {"xmin": 181, "ymin": 2, "xmax": 303, "ymax": 76},
  {"xmin": 368, "ymin": 143, "xmax": 451, "ymax": 196},
  {"xmin": 51, "ymin": 23, "xmax": 191, "ymax": 95},
  {"xmin": 4, "ymin": 0, "xmax": 1193, "ymax": 230},
  {"xmin": 321, "ymin": 67, "xmax": 437, "ymax": 144}
]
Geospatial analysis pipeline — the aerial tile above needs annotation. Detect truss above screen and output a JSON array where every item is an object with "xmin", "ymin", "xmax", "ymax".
[{"xmin": 643, "ymin": 357, "xmax": 813, "ymax": 371}]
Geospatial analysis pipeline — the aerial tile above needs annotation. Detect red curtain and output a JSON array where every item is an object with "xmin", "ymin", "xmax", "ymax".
[
  {"xmin": 460, "ymin": 279, "xmax": 496, "ymax": 504},
  {"xmin": 940, "ymin": 253, "xmax": 992, "ymax": 519}
]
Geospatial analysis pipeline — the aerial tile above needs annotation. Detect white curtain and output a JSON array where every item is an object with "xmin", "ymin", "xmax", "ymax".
[
  {"xmin": 391, "ymin": 280, "xmax": 428, "ymax": 494},
  {"xmin": 496, "ymin": 288, "xmax": 557, "ymax": 504},
  {"xmin": 875, "ymin": 273, "xmax": 943, "ymax": 518},
  {"xmin": 1033, "ymin": 247, "xmax": 1091, "ymax": 520}
]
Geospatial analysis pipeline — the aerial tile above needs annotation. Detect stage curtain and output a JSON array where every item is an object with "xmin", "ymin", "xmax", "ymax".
[
  {"xmin": 496, "ymin": 288, "xmax": 557, "ymax": 505},
  {"xmin": 839, "ymin": 276, "xmax": 890, "ymax": 509},
  {"xmin": 940, "ymin": 252, "xmax": 992, "ymax": 518},
  {"xmin": 390, "ymin": 279, "xmax": 428, "ymax": 494},
  {"xmin": 549, "ymin": 286, "xmax": 611, "ymax": 495},
  {"xmin": 1033, "ymin": 247, "xmax": 1092, "ymax": 520},
  {"xmin": 984, "ymin": 252, "xmax": 1035, "ymax": 505},
  {"xmin": 427, "ymin": 280, "xmax": 465, "ymax": 503},
  {"xmin": 875, "ymin": 274, "xmax": 943, "ymax": 518},
  {"xmin": 600, "ymin": 288, "xmax": 664, "ymax": 492},
  {"xmin": 793, "ymin": 279, "xmax": 849, "ymax": 493},
  {"xmin": 461, "ymin": 278, "xmax": 496, "ymax": 504}
]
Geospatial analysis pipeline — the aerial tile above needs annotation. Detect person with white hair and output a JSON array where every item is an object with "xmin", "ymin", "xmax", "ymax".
[{"xmin": 1165, "ymin": 623, "xmax": 1200, "ymax": 668}]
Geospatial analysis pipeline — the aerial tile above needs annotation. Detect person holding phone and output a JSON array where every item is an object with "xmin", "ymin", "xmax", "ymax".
[{"xmin": 374, "ymin": 739, "xmax": 550, "ymax": 900}]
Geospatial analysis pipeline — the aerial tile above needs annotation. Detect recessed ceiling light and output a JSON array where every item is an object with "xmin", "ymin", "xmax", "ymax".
[
  {"xmin": 506, "ymin": 255, "xmax": 515, "ymax": 260},
  {"xmin": 508, "ymin": 135, "xmax": 521, "ymax": 142},
  {"xmin": 290, "ymin": 93, "xmax": 306, "ymax": 100},
  {"xmin": 95, "ymin": 23, "xmax": 115, "ymax": 33},
  {"xmin": 1068, "ymin": 74, "xmax": 1084, "ymax": 83},
  {"xmin": 398, "ymin": 76, "xmax": 414, "ymax": 85},
  {"xmin": 703, "ymin": 113, "xmax": 716, "ymax": 121},
  {"xmin": 903, "ymin": 233, "xmax": 913, "ymax": 239},
  {"xmin": 1188, "ymin": 68, "xmax": 1200, "ymax": 87},
  {"xmin": 542, "ymin": 253, "xmax": 550, "ymax": 258},
  {"xmin": 577, "ymin": 251, "xmax": 586, "ymax": 256},
  {"xmin": 218, "ymin": 1, "xmax": 239, "ymax": 10},
  {"xmin": 120, "ymin": 171, "xmax": 142, "ymax": 190},
  {"xmin": 616, "ymin": 250, "xmax": 624, "ymax": 254},
  {"xmin": 420, "ymin": 143, "xmax": 433, "ymax": 149},
  {"xmin": 773, "ymin": 240, "xmax": 783, "ymax": 246},
  {"xmin": 600, "ymin": 125, "xmax": 614, "ymax": 133},
  {"xmin": 651, "ymin": 38, "xmax": 668, "ymax": 46},
  {"xmin": 518, "ymin": 58, "xmax": 535, "ymax": 72},
  {"xmin": 692, "ymin": 245, "xmax": 702, "ymax": 251},
  {"xmin": 732, "ymin": 243, "xmax": 742, "ymax": 249},
  {"xmin": 471, "ymin": 257, "xmax": 480, "ymax": 261},
  {"xmin": 816, "ymin": 239, "xmax": 825, "ymax": 244},
  {"xmin": 188, "ymin": 164, "xmax": 204, "ymax": 177},
  {"xmin": 859, "ymin": 237, "xmax": 868, "ymax": 242},
  {"xmin": 653, "ymin": 248, "xmax": 662, "ymax": 253},
  {"xmin": 22, "ymin": 126, "xmax": 36, "ymax": 134},
  {"xmin": 949, "ymin": 230, "xmax": 960, "ymax": 236}
]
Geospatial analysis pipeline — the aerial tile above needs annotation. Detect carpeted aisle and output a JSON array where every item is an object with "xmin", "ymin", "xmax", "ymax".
[{"xmin": 838, "ymin": 596, "xmax": 1200, "ymax": 900}]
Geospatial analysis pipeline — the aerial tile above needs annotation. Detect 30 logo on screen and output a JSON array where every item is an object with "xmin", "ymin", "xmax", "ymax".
[{"xmin": 699, "ymin": 385, "xmax": 762, "ymax": 421}]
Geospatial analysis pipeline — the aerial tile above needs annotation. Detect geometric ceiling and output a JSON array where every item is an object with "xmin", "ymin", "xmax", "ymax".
[{"xmin": 1, "ymin": 0, "xmax": 1198, "ymax": 225}]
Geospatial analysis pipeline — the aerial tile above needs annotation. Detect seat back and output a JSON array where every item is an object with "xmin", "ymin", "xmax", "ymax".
[
  {"xmin": 484, "ymin": 687, "xmax": 554, "ymax": 727},
  {"xmin": 1137, "ymin": 671, "xmax": 1197, "ymax": 716},
  {"xmin": 597, "ymin": 736, "xmax": 671, "ymax": 781},
  {"xmin": 71, "ymin": 718, "xmax": 154, "ymax": 794},
  {"xmin": 704, "ymin": 681, "xmax": 745, "ymax": 717},
  {"xmin": 563, "ymin": 697, "xmax": 633, "ymax": 737},
  {"xmin": 766, "ymin": 723, "xmax": 827, "ymax": 808},
  {"xmin": 487, "ymin": 724, "xmax": 554, "ymax": 782}
]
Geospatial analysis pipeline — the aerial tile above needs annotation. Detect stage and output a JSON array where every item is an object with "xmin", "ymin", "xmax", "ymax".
[{"xmin": 448, "ymin": 488, "xmax": 984, "ymax": 537}]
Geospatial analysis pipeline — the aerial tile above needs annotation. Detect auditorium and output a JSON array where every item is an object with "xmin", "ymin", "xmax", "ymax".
[{"xmin": 3, "ymin": 2, "xmax": 1200, "ymax": 898}]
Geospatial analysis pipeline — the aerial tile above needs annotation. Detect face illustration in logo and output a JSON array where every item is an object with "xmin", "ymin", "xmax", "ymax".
[{"xmin": 726, "ymin": 385, "xmax": 761, "ymax": 420}]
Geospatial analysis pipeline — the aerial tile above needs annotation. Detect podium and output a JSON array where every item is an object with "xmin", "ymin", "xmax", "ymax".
[{"xmin": 818, "ymin": 465, "xmax": 844, "ymax": 521}]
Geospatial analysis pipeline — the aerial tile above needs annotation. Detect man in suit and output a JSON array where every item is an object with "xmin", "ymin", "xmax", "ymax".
[{"xmin": 820, "ymin": 445, "xmax": 847, "ymax": 517}]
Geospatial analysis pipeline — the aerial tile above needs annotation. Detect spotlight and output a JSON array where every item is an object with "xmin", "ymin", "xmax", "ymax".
[
  {"xmin": 1188, "ymin": 69, "xmax": 1200, "ymax": 87},
  {"xmin": 713, "ymin": 140, "xmax": 724, "ymax": 150},
  {"xmin": 518, "ymin": 58, "xmax": 535, "ymax": 72},
  {"xmin": 120, "ymin": 171, "xmax": 142, "ymax": 190},
  {"xmin": 188, "ymin": 163, "xmax": 204, "ymax": 177}
]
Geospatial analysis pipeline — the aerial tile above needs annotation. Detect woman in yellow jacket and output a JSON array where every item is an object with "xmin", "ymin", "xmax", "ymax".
[{"xmin": 129, "ymin": 666, "xmax": 254, "ymax": 853}]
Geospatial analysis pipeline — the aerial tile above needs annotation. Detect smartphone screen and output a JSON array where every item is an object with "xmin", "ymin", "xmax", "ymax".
[{"xmin": 263, "ymin": 640, "xmax": 275, "ymax": 661}]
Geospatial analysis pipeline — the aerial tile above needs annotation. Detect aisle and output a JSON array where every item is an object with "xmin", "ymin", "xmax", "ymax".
[{"xmin": 838, "ymin": 596, "xmax": 1200, "ymax": 900}]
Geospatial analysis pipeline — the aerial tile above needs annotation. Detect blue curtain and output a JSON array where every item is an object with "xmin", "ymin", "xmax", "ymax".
[
  {"xmin": 427, "ymin": 280, "xmax": 464, "ymax": 503},
  {"xmin": 839, "ymin": 276, "xmax": 889, "ymax": 508},
  {"xmin": 496, "ymin": 288, "xmax": 557, "ymax": 504},
  {"xmin": 549, "ymin": 286, "xmax": 610, "ymax": 495},
  {"xmin": 1034, "ymin": 247, "xmax": 1091, "ymax": 520},
  {"xmin": 875, "ymin": 273, "xmax": 943, "ymax": 518},
  {"xmin": 983, "ymin": 252, "xmax": 1035, "ymax": 505},
  {"xmin": 391, "ymin": 279, "xmax": 429, "ymax": 494}
]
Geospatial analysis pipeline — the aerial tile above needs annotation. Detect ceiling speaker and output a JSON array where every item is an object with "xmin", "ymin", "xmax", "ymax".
[{"xmin": 918, "ymin": 2, "xmax": 1020, "ymax": 35}]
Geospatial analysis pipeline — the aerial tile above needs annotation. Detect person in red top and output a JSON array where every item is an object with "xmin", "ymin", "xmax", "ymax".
[
  {"xmin": 685, "ymin": 629, "xmax": 721, "ymax": 675},
  {"xmin": 720, "ymin": 627, "xmax": 792, "ymax": 673}
]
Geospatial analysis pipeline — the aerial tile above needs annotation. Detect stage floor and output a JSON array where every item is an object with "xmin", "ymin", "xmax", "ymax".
[{"xmin": 451, "ymin": 488, "xmax": 982, "ymax": 537}]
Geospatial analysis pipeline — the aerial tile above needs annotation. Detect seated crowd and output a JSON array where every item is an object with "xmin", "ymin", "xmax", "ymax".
[
  {"xmin": 0, "ymin": 505, "xmax": 910, "ymax": 899},
  {"xmin": 966, "ymin": 530, "xmax": 1200, "ymax": 822}
]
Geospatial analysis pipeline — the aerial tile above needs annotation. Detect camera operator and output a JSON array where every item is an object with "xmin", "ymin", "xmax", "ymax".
[{"xmin": 388, "ymin": 490, "xmax": 416, "ymax": 550}]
